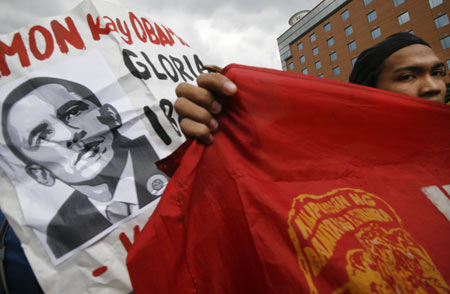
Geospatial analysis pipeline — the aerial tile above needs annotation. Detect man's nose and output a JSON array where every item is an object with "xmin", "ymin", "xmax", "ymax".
[
  {"xmin": 66, "ymin": 130, "xmax": 87, "ymax": 149},
  {"xmin": 69, "ymin": 109, "xmax": 109, "ymax": 137},
  {"xmin": 419, "ymin": 75, "xmax": 442, "ymax": 98}
]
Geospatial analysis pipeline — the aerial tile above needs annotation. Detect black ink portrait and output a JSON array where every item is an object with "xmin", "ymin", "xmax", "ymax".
[{"xmin": 2, "ymin": 77, "xmax": 167, "ymax": 258}]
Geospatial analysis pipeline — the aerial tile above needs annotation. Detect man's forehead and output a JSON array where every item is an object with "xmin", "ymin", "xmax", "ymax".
[
  {"xmin": 23, "ymin": 83, "xmax": 83, "ymax": 108},
  {"xmin": 385, "ymin": 44, "xmax": 441, "ymax": 68},
  {"xmin": 8, "ymin": 83, "xmax": 89, "ymax": 124}
]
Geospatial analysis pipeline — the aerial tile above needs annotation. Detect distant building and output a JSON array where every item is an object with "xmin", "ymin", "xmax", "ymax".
[{"xmin": 277, "ymin": 0, "xmax": 450, "ymax": 83}]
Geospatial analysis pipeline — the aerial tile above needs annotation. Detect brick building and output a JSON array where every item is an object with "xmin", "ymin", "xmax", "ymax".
[{"xmin": 277, "ymin": 0, "xmax": 450, "ymax": 83}]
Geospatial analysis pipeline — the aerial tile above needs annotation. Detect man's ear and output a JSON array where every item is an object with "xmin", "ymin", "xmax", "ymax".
[
  {"xmin": 25, "ymin": 164, "xmax": 55, "ymax": 187},
  {"xmin": 98, "ymin": 104, "xmax": 122, "ymax": 129}
]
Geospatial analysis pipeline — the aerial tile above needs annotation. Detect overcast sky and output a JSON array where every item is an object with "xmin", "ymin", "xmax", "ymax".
[{"xmin": 0, "ymin": 0, "xmax": 321, "ymax": 69}]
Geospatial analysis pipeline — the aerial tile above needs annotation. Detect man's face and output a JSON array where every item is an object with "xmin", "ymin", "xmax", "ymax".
[
  {"xmin": 376, "ymin": 44, "xmax": 447, "ymax": 103},
  {"xmin": 8, "ymin": 84, "xmax": 115, "ymax": 184}
]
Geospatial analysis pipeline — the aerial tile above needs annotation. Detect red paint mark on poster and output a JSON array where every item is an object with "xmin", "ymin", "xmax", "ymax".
[{"xmin": 92, "ymin": 266, "xmax": 108, "ymax": 277}]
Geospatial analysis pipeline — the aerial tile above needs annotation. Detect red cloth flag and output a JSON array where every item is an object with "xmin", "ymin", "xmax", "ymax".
[{"xmin": 127, "ymin": 64, "xmax": 450, "ymax": 294}]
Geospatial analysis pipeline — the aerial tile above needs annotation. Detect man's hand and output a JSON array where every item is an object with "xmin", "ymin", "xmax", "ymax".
[{"xmin": 175, "ymin": 71, "xmax": 237, "ymax": 144}]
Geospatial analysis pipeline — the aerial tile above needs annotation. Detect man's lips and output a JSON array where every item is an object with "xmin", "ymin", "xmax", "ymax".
[{"xmin": 74, "ymin": 138, "xmax": 104, "ymax": 165}]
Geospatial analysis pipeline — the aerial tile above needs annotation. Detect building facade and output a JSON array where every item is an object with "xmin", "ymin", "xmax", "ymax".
[{"xmin": 277, "ymin": 0, "xmax": 450, "ymax": 83}]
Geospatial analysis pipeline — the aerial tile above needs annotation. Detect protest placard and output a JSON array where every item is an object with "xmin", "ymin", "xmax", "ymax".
[{"xmin": 0, "ymin": 0, "xmax": 206, "ymax": 292}]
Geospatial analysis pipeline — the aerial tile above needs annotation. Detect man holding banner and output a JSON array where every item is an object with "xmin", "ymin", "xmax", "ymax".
[
  {"xmin": 174, "ymin": 32, "xmax": 447, "ymax": 142},
  {"xmin": 127, "ymin": 32, "xmax": 450, "ymax": 293}
]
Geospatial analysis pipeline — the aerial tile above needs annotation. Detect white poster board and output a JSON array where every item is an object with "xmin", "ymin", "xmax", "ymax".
[{"xmin": 0, "ymin": 0, "xmax": 207, "ymax": 292}]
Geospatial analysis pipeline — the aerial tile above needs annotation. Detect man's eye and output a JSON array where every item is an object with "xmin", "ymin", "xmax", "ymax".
[
  {"xmin": 32, "ymin": 129, "xmax": 52, "ymax": 147},
  {"xmin": 398, "ymin": 74, "xmax": 415, "ymax": 81},
  {"xmin": 432, "ymin": 69, "xmax": 446, "ymax": 77},
  {"xmin": 64, "ymin": 108, "xmax": 82, "ymax": 121}
]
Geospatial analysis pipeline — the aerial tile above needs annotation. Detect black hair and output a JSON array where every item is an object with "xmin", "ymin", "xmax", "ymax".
[{"xmin": 349, "ymin": 32, "xmax": 430, "ymax": 87}]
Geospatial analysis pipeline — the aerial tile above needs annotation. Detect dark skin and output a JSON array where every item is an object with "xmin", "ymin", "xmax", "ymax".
[
  {"xmin": 376, "ymin": 44, "xmax": 446, "ymax": 103},
  {"xmin": 175, "ymin": 71, "xmax": 237, "ymax": 144}
]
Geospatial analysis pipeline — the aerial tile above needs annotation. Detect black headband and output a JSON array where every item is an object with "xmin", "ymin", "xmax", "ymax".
[{"xmin": 349, "ymin": 32, "xmax": 430, "ymax": 87}]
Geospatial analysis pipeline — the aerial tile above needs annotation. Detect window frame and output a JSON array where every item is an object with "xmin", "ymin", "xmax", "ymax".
[
  {"xmin": 393, "ymin": 0, "xmax": 405, "ymax": 7},
  {"xmin": 435, "ymin": 14, "xmax": 449, "ymax": 29},
  {"xmin": 330, "ymin": 52, "xmax": 337, "ymax": 62},
  {"xmin": 315, "ymin": 60, "xmax": 322, "ymax": 70},
  {"xmin": 327, "ymin": 37, "xmax": 335, "ymax": 47},
  {"xmin": 333, "ymin": 66, "xmax": 341, "ymax": 76},
  {"xmin": 371, "ymin": 27, "xmax": 382, "ymax": 40},
  {"xmin": 312, "ymin": 46, "xmax": 319, "ymax": 56},
  {"xmin": 367, "ymin": 10, "xmax": 377, "ymax": 23},
  {"xmin": 341, "ymin": 10, "xmax": 350, "ymax": 21},
  {"xmin": 441, "ymin": 36, "xmax": 450, "ymax": 50},
  {"xmin": 429, "ymin": 0, "xmax": 443, "ymax": 9},
  {"xmin": 348, "ymin": 40, "xmax": 357, "ymax": 52},
  {"xmin": 398, "ymin": 11, "xmax": 410, "ymax": 25},
  {"xmin": 345, "ymin": 25, "xmax": 353, "ymax": 36}
]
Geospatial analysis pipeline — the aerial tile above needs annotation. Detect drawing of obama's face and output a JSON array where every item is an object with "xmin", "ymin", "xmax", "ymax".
[{"xmin": 2, "ymin": 78, "xmax": 122, "ymax": 185}]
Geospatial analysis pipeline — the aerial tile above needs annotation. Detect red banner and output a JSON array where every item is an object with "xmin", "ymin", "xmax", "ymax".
[{"xmin": 127, "ymin": 64, "xmax": 450, "ymax": 294}]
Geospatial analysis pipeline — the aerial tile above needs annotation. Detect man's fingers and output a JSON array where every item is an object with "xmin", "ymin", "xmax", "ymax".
[
  {"xmin": 174, "ymin": 71, "xmax": 236, "ymax": 145},
  {"xmin": 197, "ymin": 73, "xmax": 237, "ymax": 97},
  {"xmin": 175, "ymin": 82, "xmax": 221, "ymax": 113},
  {"xmin": 175, "ymin": 97, "xmax": 218, "ymax": 130},
  {"xmin": 204, "ymin": 64, "xmax": 223, "ymax": 73},
  {"xmin": 175, "ymin": 73, "xmax": 237, "ymax": 116},
  {"xmin": 180, "ymin": 118, "xmax": 214, "ymax": 145}
]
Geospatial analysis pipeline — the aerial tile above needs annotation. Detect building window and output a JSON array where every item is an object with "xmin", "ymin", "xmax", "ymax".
[
  {"xmin": 310, "ymin": 33, "xmax": 316, "ymax": 42},
  {"xmin": 333, "ymin": 66, "xmax": 341, "ymax": 76},
  {"xmin": 408, "ymin": 30, "xmax": 414, "ymax": 35},
  {"xmin": 393, "ymin": 0, "xmax": 405, "ymax": 7},
  {"xmin": 313, "ymin": 47, "xmax": 319, "ymax": 56},
  {"xmin": 319, "ymin": 74, "xmax": 325, "ymax": 78},
  {"xmin": 300, "ymin": 55, "xmax": 306, "ymax": 63},
  {"xmin": 345, "ymin": 25, "xmax": 353, "ymax": 36},
  {"xmin": 364, "ymin": 0, "xmax": 373, "ymax": 6},
  {"xmin": 289, "ymin": 63, "xmax": 294, "ymax": 70},
  {"xmin": 302, "ymin": 68, "xmax": 308, "ymax": 75},
  {"xmin": 330, "ymin": 52, "xmax": 337, "ymax": 62},
  {"xmin": 283, "ymin": 52, "xmax": 291, "ymax": 60},
  {"xmin": 367, "ymin": 10, "xmax": 377, "ymax": 23},
  {"xmin": 341, "ymin": 10, "xmax": 350, "ymax": 21},
  {"xmin": 315, "ymin": 60, "xmax": 322, "ymax": 70},
  {"xmin": 348, "ymin": 41, "xmax": 357, "ymax": 52},
  {"xmin": 324, "ymin": 22, "xmax": 331, "ymax": 32},
  {"xmin": 435, "ymin": 14, "xmax": 449, "ymax": 29},
  {"xmin": 297, "ymin": 42, "xmax": 303, "ymax": 51},
  {"xmin": 371, "ymin": 27, "xmax": 382, "ymax": 40},
  {"xmin": 327, "ymin": 37, "xmax": 335, "ymax": 47},
  {"xmin": 398, "ymin": 12, "xmax": 410, "ymax": 25},
  {"xmin": 351, "ymin": 56, "xmax": 358, "ymax": 66},
  {"xmin": 441, "ymin": 36, "xmax": 450, "ymax": 49},
  {"xmin": 429, "ymin": 0, "xmax": 443, "ymax": 8},
  {"xmin": 447, "ymin": 59, "xmax": 450, "ymax": 70}
]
